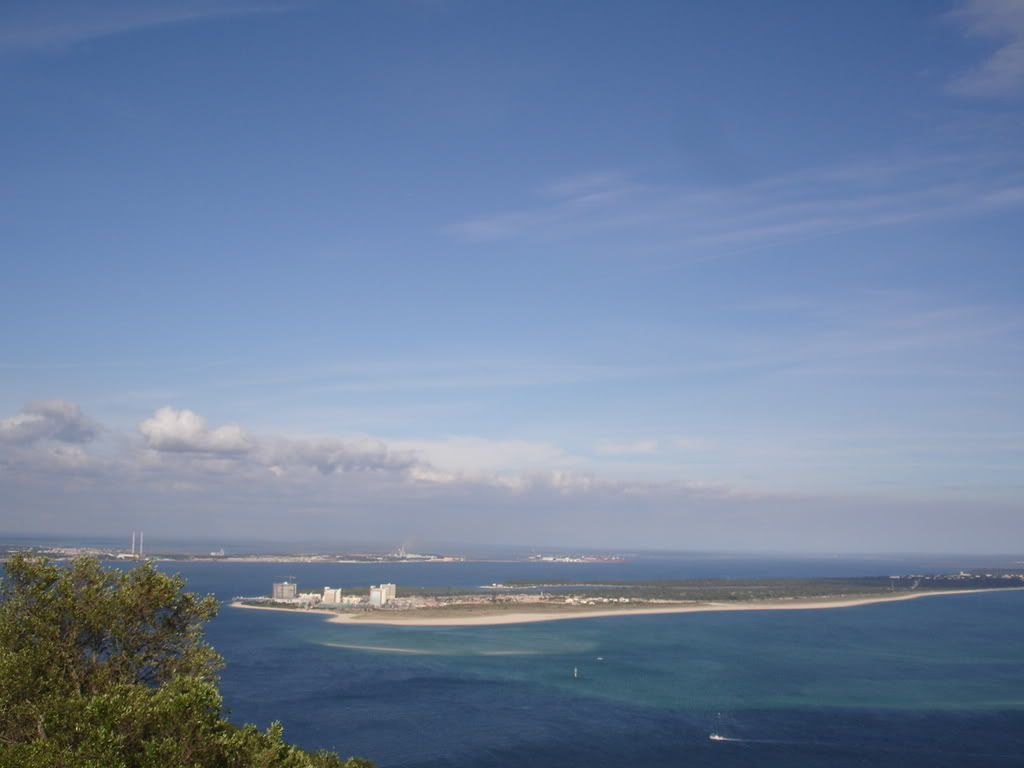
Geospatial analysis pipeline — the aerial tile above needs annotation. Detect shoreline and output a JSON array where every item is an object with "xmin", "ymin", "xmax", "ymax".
[{"xmin": 229, "ymin": 586, "xmax": 1024, "ymax": 627}]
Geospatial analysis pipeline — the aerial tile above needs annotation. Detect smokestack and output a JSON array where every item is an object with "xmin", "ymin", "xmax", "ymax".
[
  {"xmin": 131, "ymin": 530, "xmax": 136, "ymax": 557},
  {"xmin": 140, "ymin": 531, "xmax": 144, "ymax": 559}
]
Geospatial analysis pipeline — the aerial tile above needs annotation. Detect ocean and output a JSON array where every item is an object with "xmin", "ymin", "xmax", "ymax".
[{"xmin": 146, "ymin": 554, "xmax": 1024, "ymax": 767}]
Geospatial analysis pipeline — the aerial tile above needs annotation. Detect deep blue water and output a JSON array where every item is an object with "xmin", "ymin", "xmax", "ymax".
[{"xmin": 142, "ymin": 555, "xmax": 1024, "ymax": 767}]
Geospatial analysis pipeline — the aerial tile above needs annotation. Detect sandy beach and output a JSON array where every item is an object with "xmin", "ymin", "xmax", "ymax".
[{"xmin": 229, "ymin": 586, "xmax": 1024, "ymax": 627}]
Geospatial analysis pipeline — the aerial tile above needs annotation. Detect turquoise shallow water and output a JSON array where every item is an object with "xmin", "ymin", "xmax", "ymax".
[{"xmin": 173, "ymin": 558, "xmax": 1024, "ymax": 766}]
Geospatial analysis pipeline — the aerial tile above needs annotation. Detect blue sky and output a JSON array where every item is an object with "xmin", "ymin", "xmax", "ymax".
[{"xmin": 1, "ymin": 0, "xmax": 1022, "ymax": 552}]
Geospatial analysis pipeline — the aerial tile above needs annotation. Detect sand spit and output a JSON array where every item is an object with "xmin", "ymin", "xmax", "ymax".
[{"xmin": 229, "ymin": 586, "xmax": 1024, "ymax": 627}]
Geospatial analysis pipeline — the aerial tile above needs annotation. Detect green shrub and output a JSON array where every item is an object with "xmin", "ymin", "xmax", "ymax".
[{"xmin": 0, "ymin": 555, "xmax": 371, "ymax": 768}]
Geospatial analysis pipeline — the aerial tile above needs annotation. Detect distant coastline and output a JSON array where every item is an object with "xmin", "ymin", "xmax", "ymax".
[{"xmin": 229, "ymin": 586, "xmax": 1024, "ymax": 627}]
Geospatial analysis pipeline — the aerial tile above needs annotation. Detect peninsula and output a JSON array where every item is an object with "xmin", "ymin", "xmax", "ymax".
[{"xmin": 231, "ymin": 571, "xmax": 1024, "ymax": 627}]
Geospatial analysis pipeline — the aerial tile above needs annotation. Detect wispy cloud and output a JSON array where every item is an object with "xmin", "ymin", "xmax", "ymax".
[
  {"xmin": 447, "ymin": 150, "xmax": 1024, "ymax": 258},
  {"xmin": 448, "ymin": 172, "xmax": 636, "ymax": 242},
  {"xmin": 947, "ymin": 0, "xmax": 1024, "ymax": 98},
  {"xmin": 591, "ymin": 438, "xmax": 706, "ymax": 456},
  {"xmin": 654, "ymin": 290, "xmax": 1024, "ymax": 391},
  {"xmin": 0, "ymin": 1, "xmax": 304, "ymax": 53},
  {"xmin": 593, "ymin": 439, "xmax": 659, "ymax": 456},
  {"xmin": 390, "ymin": 436, "xmax": 571, "ymax": 476},
  {"xmin": 203, "ymin": 359, "xmax": 657, "ymax": 401}
]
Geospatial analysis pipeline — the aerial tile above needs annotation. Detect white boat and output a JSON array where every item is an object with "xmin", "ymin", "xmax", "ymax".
[{"xmin": 708, "ymin": 733, "xmax": 726, "ymax": 742}]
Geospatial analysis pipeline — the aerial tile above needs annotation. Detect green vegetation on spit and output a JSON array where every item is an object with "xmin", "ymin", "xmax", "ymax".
[
  {"xmin": 480, "ymin": 574, "xmax": 1024, "ymax": 601},
  {"xmin": 0, "ymin": 555, "xmax": 372, "ymax": 768}
]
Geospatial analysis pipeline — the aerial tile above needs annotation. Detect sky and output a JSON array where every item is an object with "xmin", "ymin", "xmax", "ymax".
[{"xmin": 0, "ymin": 0, "xmax": 1022, "ymax": 553}]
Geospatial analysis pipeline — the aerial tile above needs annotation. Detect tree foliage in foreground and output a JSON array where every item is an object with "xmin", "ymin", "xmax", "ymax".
[{"xmin": 0, "ymin": 554, "xmax": 372, "ymax": 768}]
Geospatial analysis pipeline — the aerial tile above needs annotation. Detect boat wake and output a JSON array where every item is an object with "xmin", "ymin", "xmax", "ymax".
[{"xmin": 708, "ymin": 733, "xmax": 815, "ymax": 746}]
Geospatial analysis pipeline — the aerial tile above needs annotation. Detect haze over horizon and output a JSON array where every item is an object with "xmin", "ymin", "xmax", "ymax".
[{"xmin": 1, "ymin": 0, "xmax": 1022, "ymax": 553}]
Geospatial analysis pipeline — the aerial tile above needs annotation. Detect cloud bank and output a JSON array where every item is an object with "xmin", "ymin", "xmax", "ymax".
[{"xmin": 1, "ymin": 399, "xmax": 1019, "ymax": 552}]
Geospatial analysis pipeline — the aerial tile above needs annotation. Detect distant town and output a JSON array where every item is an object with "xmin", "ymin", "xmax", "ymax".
[
  {"xmin": 243, "ymin": 580, "xmax": 406, "ymax": 610},
  {"xmin": 0, "ymin": 535, "xmax": 626, "ymax": 565}
]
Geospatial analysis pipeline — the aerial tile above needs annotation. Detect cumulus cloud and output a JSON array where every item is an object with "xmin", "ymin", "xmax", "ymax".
[
  {"xmin": 136, "ymin": 406, "xmax": 419, "ymax": 475},
  {"xmin": 257, "ymin": 435, "xmax": 418, "ymax": 476},
  {"xmin": 0, "ymin": 400, "xmax": 98, "ymax": 445},
  {"xmin": 948, "ymin": 0, "xmax": 1024, "ymax": 98},
  {"xmin": 44, "ymin": 444, "xmax": 98, "ymax": 470},
  {"xmin": 139, "ymin": 406, "xmax": 251, "ymax": 454}
]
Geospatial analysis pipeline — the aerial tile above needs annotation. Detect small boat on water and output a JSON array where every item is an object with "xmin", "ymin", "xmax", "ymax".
[
  {"xmin": 573, "ymin": 666, "xmax": 579, "ymax": 679},
  {"xmin": 708, "ymin": 733, "xmax": 726, "ymax": 742}
]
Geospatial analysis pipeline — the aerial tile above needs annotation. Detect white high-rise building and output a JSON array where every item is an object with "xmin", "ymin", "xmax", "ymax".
[
  {"xmin": 368, "ymin": 583, "xmax": 396, "ymax": 607},
  {"xmin": 272, "ymin": 581, "xmax": 298, "ymax": 600},
  {"xmin": 323, "ymin": 587, "xmax": 344, "ymax": 604}
]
